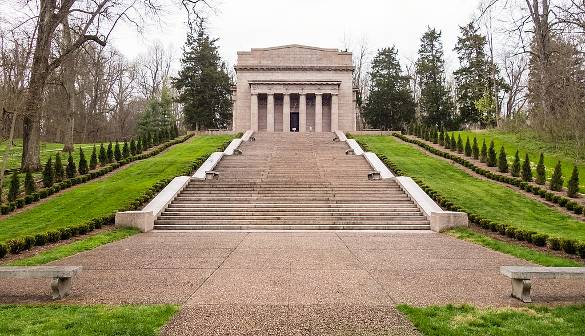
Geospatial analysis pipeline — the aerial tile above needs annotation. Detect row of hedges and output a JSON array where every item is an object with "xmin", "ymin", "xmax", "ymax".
[
  {"xmin": 393, "ymin": 133, "xmax": 585, "ymax": 218},
  {"xmin": 0, "ymin": 138, "xmax": 232, "ymax": 259},
  {"xmin": 355, "ymin": 138, "xmax": 585, "ymax": 259},
  {"xmin": 0, "ymin": 134, "xmax": 194, "ymax": 217}
]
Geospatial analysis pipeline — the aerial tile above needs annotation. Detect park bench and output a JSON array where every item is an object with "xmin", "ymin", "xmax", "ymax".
[
  {"xmin": 501, "ymin": 266, "xmax": 585, "ymax": 303},
  {"xmin": 0, "ymin": 266, "xmax": 82, "ymax": 299}
]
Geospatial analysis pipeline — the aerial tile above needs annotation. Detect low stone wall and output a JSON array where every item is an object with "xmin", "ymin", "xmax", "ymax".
[{"xmin": 349, "ymin": 130, "xmax": 396, "ymax": 136}]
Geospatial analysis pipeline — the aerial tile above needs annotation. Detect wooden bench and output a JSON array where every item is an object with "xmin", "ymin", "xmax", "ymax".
[
  {"xmin": 0, "ymin": 266, "xmax": 82, "ymax": 299},
  {"xmin": 501, "ymin": 266, "xmax": 585, "ymax": 302}
]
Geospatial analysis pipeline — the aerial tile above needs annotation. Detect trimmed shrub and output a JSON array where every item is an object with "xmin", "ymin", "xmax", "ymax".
[
  {"xmin": 42, "ymin": 157, "xmax": 54, "ymax": 188},
  {"xmin": 567, "ymin": 165, "xmax": 580, "ymax": 198},
  {"xmin": 114, "ymin": 142, "xmax": 122, "ymax": 161},
  {"xmin": 560, "ymin": 239, "xmax": 577, "ymax": 254},
  {"xmin": 497, "ymin": 146, "xmax": 508, "ymax": 173},
  {"xmin": 34, "ymin": 232, "xmax": 48, "ymax": 246},
  {"xmin": 487, "ymin": 141, "xmax": 497, "ymax": 167},
  {"xmin": 444, "ymin": 133, "xmax": 451, "ymax": 149},
  {"xmin": 8, "ymin": 170, "xmax": 20, "ymax": 202},
  {"xmin": 536, "ymin": 153, "xmax": 546, "ymax": 185},
  {"xmin": 480, "ymin": 139, "xmax": 487, "ymax": 163},
  {"xmin": 549, "ymin": 161, "xmax": 564, "ymax": 192},
  {"xmin": 66, "ymin": 152, "xmax": 76, "ymax": 179},
  {"xmin": 450, "ymin": 133, "xmax": 457, "ymax": 151},
  {"xmin": 23, "ymin": 235, "xmax": 35, "ymax": 250},
  {"xmin": 99, "ymin": 143, "xmax": 107, "ymax": 166},
  {"xmin": 0, "ymin": 243, "xmax": 7, "ymax": 258},
  {"xmin": 521, "ymin": 153, "xmax": 532, "ymax": 182},
  {"xmin": 511, "ymin": 150, "xmax": 521, "ymax": 177},
  {"xmin": 54, "ymin": 152, "xmax": 64, "ymax": 181},
  {"xmin": 78, "ymin": 147, "xmax": 88, "ymax": 175},
  {"xmin": 136, "ymin": 139, "xmax": 143, "ymax": 153},
  {"xmin": 576, "ymin": 242, "xmax": 585, "ymax": 259},
  {"xmin": 472, "ymin": 137, "xmax": 479, "ymax": 159},
  {"xmin": 24, "ymin": 170, "xmax": 36, "ymax": 195},
  {"xmin": 6, "ymin": 239, "xmax": 23, "ymax": 254},
  {"xmin": 122, "ymin": 141, "xmax": 130, "ymax": 159},
  {"xmin": 531, "ymin": 233, "xmax": 548, "ymax": 247},
  {"xmin": 130, "ymin": 139, "xmax": 137, "ymax": 156},
  {"xmin": 464, "ymin": 137, "xmax": 472, "ymax": 157},
  {"xmin": 106, "ymin": 142, "xmax": 114, "ymax": 163},
  {"xmin": 456, "ymin": 135, "xmax": 463, "ymax": 154},
  {"xmin": 547, "ymin": 236, "xmax": 562, "ymax": 250},
  {"xmin": 89, "ymin": 145, "xmax": 98, "ymax": 170}
]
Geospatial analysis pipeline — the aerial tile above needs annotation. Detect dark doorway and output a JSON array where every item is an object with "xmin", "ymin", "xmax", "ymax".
[{"xmin": 290, "ymin": 112, "xmax": 299, "ymax": 132}]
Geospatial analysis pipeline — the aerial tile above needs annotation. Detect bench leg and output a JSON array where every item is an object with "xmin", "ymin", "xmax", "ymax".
[
  {"xmin": 51, "ymin": 277, "xmax": 72, "ymax": 300},
  {"xmin": 511, "ymin": 279, "xmax": 532, "ymax": 303}
]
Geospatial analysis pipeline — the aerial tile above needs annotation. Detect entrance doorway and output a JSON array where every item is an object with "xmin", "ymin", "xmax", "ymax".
[{"xmin": 290, "ymin": 112, "xmax": 299, "ymax": 132}]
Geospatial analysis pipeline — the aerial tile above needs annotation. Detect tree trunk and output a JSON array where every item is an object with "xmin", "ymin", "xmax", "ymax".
[
  {"xmin": 0, "ymin": 111, "xmax": 17, "ymax": 202},
  {"xmin": 62, "ymin": 18, "xmax": 76, "ymax": 152}
]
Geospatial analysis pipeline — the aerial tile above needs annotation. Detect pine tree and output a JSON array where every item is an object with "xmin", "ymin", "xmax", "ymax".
[
  {"xmin": 464, "ymin": 137, "xmax": 472, "ymax": 156},
  {"xmin": 24, "ymin": 170, "xmax": 35, "ymax": 195},
  {"xmin": 450, "ymin": 134, "xmax": 457, "ymax": 151},
  {"xmin": 549, "ymin": 161, "xmax": 564, "ymax": 191},
  {"xmin": 130, "ymin": 139, "xmax": 137, "ymax": 156},
  {"xmin": 567, "ymin": 166, "xmax": 580, "ymax": 198},
  {"xmin": 122, "ymin": 141, "xmax": 129, "ymax": 159},
  {"xmin": 78, "ymin": 147, "xmax": 88, "ymax": 175},
  {"xmin": 487, "ymin": 141, "xmax": 497, "ymax": 167},
  {"xmin": 8, "ymin": 170, "xmax": 19, "ymax": 202},
  {"xmin": 444, "ymin": 133, "xmax": 451, "ymax": 149},
  {"xmin": 54, "ymin": 153, "xmax": 64, "ymax": 182},
  {"xmin": 98, "ymin": 143, "xmax": 107, "ymax": 166},
  {"xmin": 433, "ymin": 129, "xmax": 439, "ymax": 144},
  {"xmin": 66, "ymin": 153, "xmax": 76, "ymax": 179},
  {"xmin": 114, "ymin": 142, "xmax": 122, "ymax": 161},
  {"xmin": 521, "ymin": 153, "xmax": 533, "ymax": 182},
  {"xmin": 42, "ymin": 157, "xmax": 54, "ymax": 188},
  {"xmin": 497, "ymin": 146, "xmax": 508, "ymax": 173},
  {"xmin": 536, "ymin": 153, "xmax": 546, "ymax": 185},
  {"xmin": 455, "ymin": 134, "xmax": 462, "ymax": 153},
  {"xmin": 89, "ymin": 145, "xmax": 98, "ymax": 170},
  {"xmin": 472, "ymin": 137, "xmax": 479, "ymax": 159},
  {"xmin": 106, "ymin": 143, "xmax": 114, "ymax": 163},
  {"xmin": 136, "ymin": 139, "xmax": 142, "ymax": 153},
  {"xmin": 511, "ymin": 150, "xmax": 521, "ymax": 177},
  {"xmin": 438, "ymin": 131, "xmax": 444, "ymax": 146},
  {"xmin": 480, "ymin": 139, "xmax": 487, "ymax": 163}
]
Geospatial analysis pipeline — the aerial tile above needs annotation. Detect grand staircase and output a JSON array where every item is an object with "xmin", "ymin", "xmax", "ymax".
[{"xmin": 154, "ymin": 133, "xmax": 430, "ymax": 230}]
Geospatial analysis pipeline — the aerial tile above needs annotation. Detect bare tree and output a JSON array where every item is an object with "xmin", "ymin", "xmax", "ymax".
[{"xmin": 136, "ymin": 42, "xmax": 173, "ymax": 99}]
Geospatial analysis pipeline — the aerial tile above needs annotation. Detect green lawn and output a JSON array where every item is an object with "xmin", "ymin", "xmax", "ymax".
[
  {"xmin": 0, "ymin": 135, "xmax": 232, "ymax": 243},
  {"xmin": 7, "ymin": 228, "xmax": 139, "ymax": 266},
  {"xmin": 447, "ymin": 228, "xmax": 582, "ymax": 267},
  {"xmin": 451, "ymin": 129, "xmax": 584, "ymax": 189},
  {"xmin": 398, "ymin": 304, "xmax": 585, "ymax": 336},
  {"xmin": 355, "ymin": 135, "xmax": 585, "ymax": 242},
  {"xmin": 0, "ymin": 304, "xmax": 178, "ymax": 336}
]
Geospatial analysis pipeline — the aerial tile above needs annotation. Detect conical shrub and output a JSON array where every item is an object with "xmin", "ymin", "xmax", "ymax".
[
  {"xmin": 521, "ymin": 153, "xmax": 533, "ymax": 182},
  {"xmin": 549, "ymin": 161, "xmax": 564, "ymax": 191},
  {"xmin": 114, "ymin": 142, "xmax": 122, "ymax": 162},
  {"xmin": 89, "ymin": 145, "xmax": 98, "ymax": 170},
  {"xmin": 42, "ymin": 157, "xmax": 54, "ymax": 188},
  {"xmin": 122, "ymin": 141, "xmax": 129, "ymax": 159},
  {"xmin": 472, "ymin": 137, "xmax": 479, "ymax": 159},
  {"xmin": 78, "ymin": 147, "xmax": 88, "ymax": 175},
  {"xmin": 450, "ymin": 134, "xmax": 457, "ymax": 152},
  {"xmin": 536, "ymin": 153, "xmax": 546, "ymax": 185},
  {"xmin": 480, "ymin": 139, "xmax": 487, "ymax": 163},
  {"xmin": 98, "ymin": 143, "xmax": 107, "ymax": 166},
  {"xmin": 511, "ymin": 150, "xmax": 521, "ymax": 177},
  {"xmin": 8, "ymin": 170, "xmax": 19, "ymax": 202},
  {"xmin": 66, "ymin": 153, "xmax": 76, "ymax": 179},
  {"xmin": 24, "ymin": 170, "xmax": 35, "ymax": 195},
  {"xmin": 457, "ymin": 135, "xmax": 463, "ymax": 154},
  {"xmin": 136, "ymin": 139, "xmax": 142, "ymax": 153},
  {"xmin": 567, "ymin": 165, "xmax": 580, "ymax": 198},
  {"xmin": 130, "ymin": 139, "xmax": 137, "ymax": 156},
  {"xmin": 498, "ymin": 146, "xmax": 508, "ymax": 173},
  {"xmin": 444, "ymin": 133, "xmax": 451, "ymax": 149},
  {"xmin": 106, "ymin": 143, "xmax": 114, "ymax": 163},
  {"xmin": 487, "ymin": 141, "xmax": 497, "ymax": 167},
  {"xmin": 54, "ymin": 153, "xmax": 64, "ymax": 182},
  {"xmin": 464, "ymin": 137, "xmax": 472, "ymax": 157}
]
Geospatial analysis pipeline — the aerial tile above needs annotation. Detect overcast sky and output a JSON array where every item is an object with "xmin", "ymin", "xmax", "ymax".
[{"xmin": 110, "ymin": 0, "xmax": 484, "ymax": 72}]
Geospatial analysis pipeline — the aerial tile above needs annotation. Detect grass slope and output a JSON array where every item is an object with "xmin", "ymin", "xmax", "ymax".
[
  {"xmin": 7, "ymin": 228, "xmax": 139, "ymax": 266},
  {"xmin": 355, "ymin": 135, "xmax": 585, "ymax": 242},
  {"xmin": 0, "ymin": 304, "xmax": 178, "ymax": 336},
  {"xmin": 452, "ymin": 129, "xmax": 584, "ymax": 189},
  {"xmin": 398, "ymin": 304, "xmax": 585, "ymax": 336},
  {"xmin": 0, "ymin": 135, "xmax": 232, "ymax": 243}
]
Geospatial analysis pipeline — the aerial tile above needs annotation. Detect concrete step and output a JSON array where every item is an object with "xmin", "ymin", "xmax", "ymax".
[{"xmin": 154, "ymin": 224, "xmax": 431, "ymax": 230}]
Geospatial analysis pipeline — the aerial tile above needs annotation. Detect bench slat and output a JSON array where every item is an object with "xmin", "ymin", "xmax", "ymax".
[
  {"xmin": 501, "ymin": 266, "xmax": 585, "ymax": 280},
  {"xmin": 0, "ymin": 266, "xmax": 82, "ymax": 279}
]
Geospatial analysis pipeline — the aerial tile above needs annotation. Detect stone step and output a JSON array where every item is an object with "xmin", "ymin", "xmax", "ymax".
[
  {"xmin": 154, "ymin": 224, "xmax": 431, "ymax": 230},
  {"xmin": 154, "ymin": 219, "xmax": 430, "ymax": 225}
]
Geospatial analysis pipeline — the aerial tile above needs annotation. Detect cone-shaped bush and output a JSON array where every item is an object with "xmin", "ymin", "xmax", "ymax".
[
  {"xmin": 464, "ymin": 137, "xmax": 472, "ymax": 157},
  {"xmin": 432, "ymin": 129, "xmax": 439, "ymax": 144},
  {"xmin": 567, "ymin": 165, "xmax": 580, "ymax": 198},
  {"xmin": 450, "ymin": 134, "xmax": 457, "ymax": 152},
  {"xmin": 114, "ymin": 142, "xmax": 122, "ymax": 162},
  {"xmin": 24, "ymin": 170, "xmax": 35, "ymax": 195},
  {"xmin": 521, "ymin": 153, "xmax": 533, "ymax": 182},
  {"xmin": 78, "ymin": 147, "xmax": 88, "ymax": 175},
  {"xmin": 497, "ymin": 146, "xmax": 508, "ymax": 173},
  {"xmin": 480, "ymin": 139, "xmax": 487, "ymax": 163},
  {"xmin": 511, "ymin": 150, "xmax": 521, "ymax": 177},
  {"xmin": 536, "ymin": 153, "xmax": 546, "ymax": 185},
  {"xmin": 172, "ymin": 124, "xmax": 179, "ymax": 138},
  {"xmin": 42, "ymin": 157, "xmax": 54, "ymax": 188},
  {"xmin": 122, "ymin": 141, "xmax": 129, "ymax": 159},
  {"xmin": 130, "ymin": 139, "xmax": 137, "ymax": 156},
  {"xmin": 136, "ymin": 139, "xmax": 142, "ymax": 153},
  {"xmin": 8, "ymin": 170, "xmax": 19, "ymax": 202},
  {"xmin": 456, "ymin": 135, "xmax": 463, "ymax": 154},
  {"xmin": 106, "ymin": 143, "xmax": 114, "ymax": 163},
  {"xmin": 444, "ymin": 133, "xmax": 451, "ymax": 149},
  {"xmin": 89, "ymin": 145, "xmax": 98, "ymax": 170},
  {"xmin": 438, "ymin": 131, "xmax": 444, "ymax": 146},
  {"xmin": 472, "ymin": 137, "xmax": 479, "ymax": 159},
  {"xmin": 98, "ymin": 143, "xmax": 107, "ymax": 166},
  {"xmin": 549, "ymin": 161, "xmax": 564, "ymax": 191},
  {"xmin": 487, "ymin": 141, "xmax": 497, "ymax": 167},
  {"xmin": 66, "ymin": 153, "xmax": 76, "ymax": 179},
  {"xmin": 54, "ymin": 153, "xmax": 64, "ymax": 182}
]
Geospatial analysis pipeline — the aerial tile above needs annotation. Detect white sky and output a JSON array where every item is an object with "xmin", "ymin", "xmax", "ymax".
[{"xmin": 110, "ymin": 0, "xmax": 484, "ymax": 73}]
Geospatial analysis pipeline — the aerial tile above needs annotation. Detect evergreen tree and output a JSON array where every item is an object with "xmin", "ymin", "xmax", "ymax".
[
  {"xmin": 24, "ymin": 170, "xmax": 35, "ymax": 195},
  {"xmin": 549, "ymin": 161, "xmax": 564, "ymax": 191},
  {"xmin": 173, "ymin": 22, "xmax": 232, "ymax": 130},
  {"xmin": 511, "ymin": 150, "xmax": 521, "ymax": 177},
  {"xmin": 136, "ymin": 139, "xmax": 143, "ymax": 153},
  {"xmin": 456, "ymin": 134, "xmax": 463, "ymax": 153},
  {"xmin": 416, "ymin": 27, "xmax": 455, "ymax": 128},
  {"xmin": 433, "ymin": 129, "xmax": 439, "ymax": 144},
  {"xmin": 464, "ymin": 137, "xmax": 472, "ymax": 156},
  {"xmin": 536, "ymin": 153, "xmax": 546, "ymax": 185},
  {"xmin": 521, "ymin": 153, "xmax": 533, "ymax": 182},
  {"xmin": 42, "ymin": 157, "xmax": 54, "ymax": 188},
  {"xmin": 567, "ymin": 166, "xmax": 580, "ymax": 198},
  {"xmin": 450, "ymin": 133, "xmax": 457, "ymax": 151},
  {"xmin": 114, "ymin": 142, "xmax": 122, "ymax": 161},
  {"xmin": 172, "ymin": 123, "xmax": 179, "ymax": 138},
  {"xmin": 98, "ymin": 143, "xmax": 107, "ymax": 166},
  {"xmin": 472, "ymin": 137, "xmax": 479, "ymax": 159},
  {"xmin": 106, "ymin": 143, "xmax": 114, "ymax": 163},
  {"xmin": 89, "ymin": 145, "xmax": 98, "ymax": 170},
  {"xmin": 122, "ymin": 141, "xmax": 129, "ymax": 159},
  {"xmin": 497, "ymin": 146, "xmax": 508, "ymax": 172},
  {"xmin": 78, "ymin": 148, "xmax": 88, "ymax": 175},
  {"xmin": 487, "ymin": 140, "xmax": 497, "ymax": 167},
  {"xmin": 444, "ymin": 133, "xmax": 451, "ymax": 149},
  {"xmin": 66, "ymin": 153, "xmax": 76, "ymax": 179},
  {"xmin": 8, "ymin": 170, "xmax": 19, "ymax": 202},
  {"xmin": 153, "ymin": 131, "xmax": 160, "ymax": 145},
  {"xmin": 438, "ymin": 130, "xmax": 444, "ymax": 146},
  {"xmin": 136, "ymin": 85, "xmax": 175, "ymax": 138},
  {"xmin": 54, "ymin": 153, "xmax": 64, "ymax": 182},
  {"xmin": 130, "ymin": 139, "xmax": 137, "ymax": 156},
  {"xmin": 480, "ymin": 139, "xmax": 488, "ymax": 163}
]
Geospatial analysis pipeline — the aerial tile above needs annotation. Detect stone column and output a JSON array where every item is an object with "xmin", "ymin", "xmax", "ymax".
[
  {"xmin": 283, "ymin": 93, "xmax": 291, "ymax": 132},
  {"xmin": 299, "ymin": 93, "xmax": 307, "ymax": 132},
  {"xmin": 250, "ymin": 93, "xmax": 259, "ymax": 131},
  {"xmin": 315, "ymin": 93, "xmax": 323, "ymax": 132},
  {"xmin": 331, "ymin": 93, "xmax": 339, "ymax": 131},
  {"xmin": 267, "ymin": 93, "xmax": 275, "ymax": 132}
]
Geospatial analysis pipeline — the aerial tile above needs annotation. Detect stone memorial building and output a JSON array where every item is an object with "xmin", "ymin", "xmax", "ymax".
[{"xmin": 232, "ymin": 45, "xmax": 357, "ymax": 132}]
